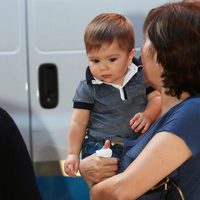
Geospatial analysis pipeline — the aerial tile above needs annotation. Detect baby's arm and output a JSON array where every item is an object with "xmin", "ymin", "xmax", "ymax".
[
  {"xmin": 130, "ymin": 90, "xmax": 161, "ymax": 134},
  {"xmin": 64, "ymin": 108, "xmax": 90, "ymax": 177}
]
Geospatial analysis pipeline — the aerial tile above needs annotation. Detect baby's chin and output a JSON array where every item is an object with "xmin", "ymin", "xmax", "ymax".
[
  {"xmin": 101, "ymin": 79, "xmax": 112, "ymax": 83},
  {"xmin": 100, "ymin": 78, "xmax": 113, "ymax": 83}
]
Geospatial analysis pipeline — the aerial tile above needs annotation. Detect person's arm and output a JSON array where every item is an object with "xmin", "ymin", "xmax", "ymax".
[
  {"xmin": 65, "ymin": 108, "xmax": 90, "ymax": 176},
  {"xmin": 130, "ymin": 90, "xmax": 161, "ymax": 133},
  {"xmin": 79, "ymin": 154, "xmax": 118, "ymax": 187},
  {"xmin": 90, "ymin": 131, "xmax": 192, "ymax": 200}
]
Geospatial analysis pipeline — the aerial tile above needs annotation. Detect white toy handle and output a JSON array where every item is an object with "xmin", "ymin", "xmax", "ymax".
[{"xmin": 96, "ymin": 148, "xmax": 112, "ymax": 158}]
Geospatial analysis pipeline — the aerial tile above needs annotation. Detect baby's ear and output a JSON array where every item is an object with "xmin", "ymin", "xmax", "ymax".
[{"xmin": 128, "ymin": 48, "xmax": 135, "ymax": 65}]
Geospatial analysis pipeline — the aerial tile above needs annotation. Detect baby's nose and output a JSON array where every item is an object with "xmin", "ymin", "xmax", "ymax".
[{"xmin": 100, "ymin": 63, "xmax": 109, "ymax": 70}]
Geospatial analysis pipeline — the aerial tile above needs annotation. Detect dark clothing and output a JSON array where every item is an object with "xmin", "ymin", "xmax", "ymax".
[
  {"xmin": 0, "ymin": 107, "xmax": 41, "ymax": 200},
  {"xmin": 120, "ymin": 96, "xmax": 200, "ymax": 199},
  {"xmin": 73, "ymin": 64, "xmax": 147, "ymax": 142}
]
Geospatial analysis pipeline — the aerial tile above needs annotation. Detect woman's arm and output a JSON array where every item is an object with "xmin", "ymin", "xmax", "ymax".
[{"xmin": 90, "ymin": 132, "xmax": 192, "ymax": 200}]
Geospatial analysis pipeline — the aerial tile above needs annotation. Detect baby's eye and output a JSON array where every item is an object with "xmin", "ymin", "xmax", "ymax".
[
  {"xmin": 109, "ymin": 58, "xmax": 117, "ymax": 62},
  {"xmin": 91, "ymin": 59, "xmax": 99, "ymax": 64}
]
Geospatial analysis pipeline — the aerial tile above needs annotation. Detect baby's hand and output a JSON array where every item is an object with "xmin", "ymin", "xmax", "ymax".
[
  {"xmin": 64, "ymin": 154, "xmax": 79, "ymax": 177},
  {"xmin": 130, "ymin": 112, "xmax": 152, "ymax": 134}
]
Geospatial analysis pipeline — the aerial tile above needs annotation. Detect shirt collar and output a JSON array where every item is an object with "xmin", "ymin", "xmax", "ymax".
[{"xmin": 86, "ymin": 67, "xmax": 94, "ymax": 83}]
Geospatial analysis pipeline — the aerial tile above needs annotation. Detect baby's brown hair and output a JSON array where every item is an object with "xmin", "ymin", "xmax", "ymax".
[{"xmin": 84, "ymin": 13, "xmax": 135, "ymax": 54}]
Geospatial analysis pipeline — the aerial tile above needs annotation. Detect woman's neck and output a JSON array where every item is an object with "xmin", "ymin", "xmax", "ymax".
[{"xmin": 160, "ymin": 89, "xmax": 190, "ymax": 115}]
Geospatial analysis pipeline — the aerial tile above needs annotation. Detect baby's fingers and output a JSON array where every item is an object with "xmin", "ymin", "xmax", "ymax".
[
  {"xmin": 140, "ymin": 122, "xmax": 151, "ymax": 134},
  {"xmin": 130, "ymin": 113, "xmax": 142, "ymax": 126},
  {"xmin": 65, "ymin": 164, "xmax": 77, "ymax": 177},
  {"xmin": 130, "ymin": 113, "xmax": 143, "ymax": 130},
  {"xmin": 133, "ymin": 120, "xmax": 146, "ymax": 132},
  {"xmin": 74, "ymin": 162, "xmax": 79, "ymax": 174}
]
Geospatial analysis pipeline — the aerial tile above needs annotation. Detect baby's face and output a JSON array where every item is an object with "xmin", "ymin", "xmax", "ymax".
[{"xmin": 87, "ymin": 40, "xmax": 134, "ymax": 85}]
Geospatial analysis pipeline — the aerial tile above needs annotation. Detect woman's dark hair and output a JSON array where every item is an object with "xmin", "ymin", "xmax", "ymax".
[
  {"xmin": 84, "ymin": 13, "xmax": 135, "ymax": 54},
  {"xmin": 143, "ymin": 2, "xmax": 200, "ymax": 98}
]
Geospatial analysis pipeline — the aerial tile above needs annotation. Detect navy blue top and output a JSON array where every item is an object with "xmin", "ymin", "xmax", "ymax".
[{"xmin": 120, "ymin": 96, "xmax": 200, "ymax": 199}]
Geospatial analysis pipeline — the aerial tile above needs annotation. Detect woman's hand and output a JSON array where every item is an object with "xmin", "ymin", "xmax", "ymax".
[{"xmin": 79, "ymin": 140, "xmax": 119, "ymax": 187}]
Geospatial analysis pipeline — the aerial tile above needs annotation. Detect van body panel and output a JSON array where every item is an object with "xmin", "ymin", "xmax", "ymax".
[
  {"xmin": 0, "ymin": 0, "xmax": 30, "ymax": 150},
  {"xmin": 0, "ymin": 0, "xmax": 171, "ymax": 162}
]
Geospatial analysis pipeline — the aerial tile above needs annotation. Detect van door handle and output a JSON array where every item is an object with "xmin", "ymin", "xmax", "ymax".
[{"xmin": 39, "ymin": 63, "xmax": 58, "ymax": 108}]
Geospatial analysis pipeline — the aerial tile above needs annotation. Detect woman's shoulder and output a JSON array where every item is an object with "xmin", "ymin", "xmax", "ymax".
[
  {"xmin": 177, "ymin": 96, "xmax": 200, "ymax": 114},
  {"xmin": 184, "ymin": 96, "xmax": 200, "ymax": 104},
  {"xmin": 167, "ymin": 96, "xmax": 200, "ymax": 115}
]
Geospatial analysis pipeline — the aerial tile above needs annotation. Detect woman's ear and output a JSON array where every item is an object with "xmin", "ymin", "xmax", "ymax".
[
  {"xmin": 128, "ymin": 48, "xmax": 135, "ymax": 65},
  {"xmin": 154, "ymin": 52, "xmax": 162, "ymax": 69}
]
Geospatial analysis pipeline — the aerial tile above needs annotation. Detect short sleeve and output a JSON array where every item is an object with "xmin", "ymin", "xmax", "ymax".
[
  {"xmin": 73, "ymin": 80, "xmax": 94, "ymax": 110},
  {"xmin": 159, "ymin": 99, "xmax": 200, "ymax": 156}
]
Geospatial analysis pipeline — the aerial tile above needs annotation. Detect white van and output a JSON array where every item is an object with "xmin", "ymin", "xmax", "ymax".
[{"xmin": 0, "ymin": 0, "xmax": 175, "ymax": 199}]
